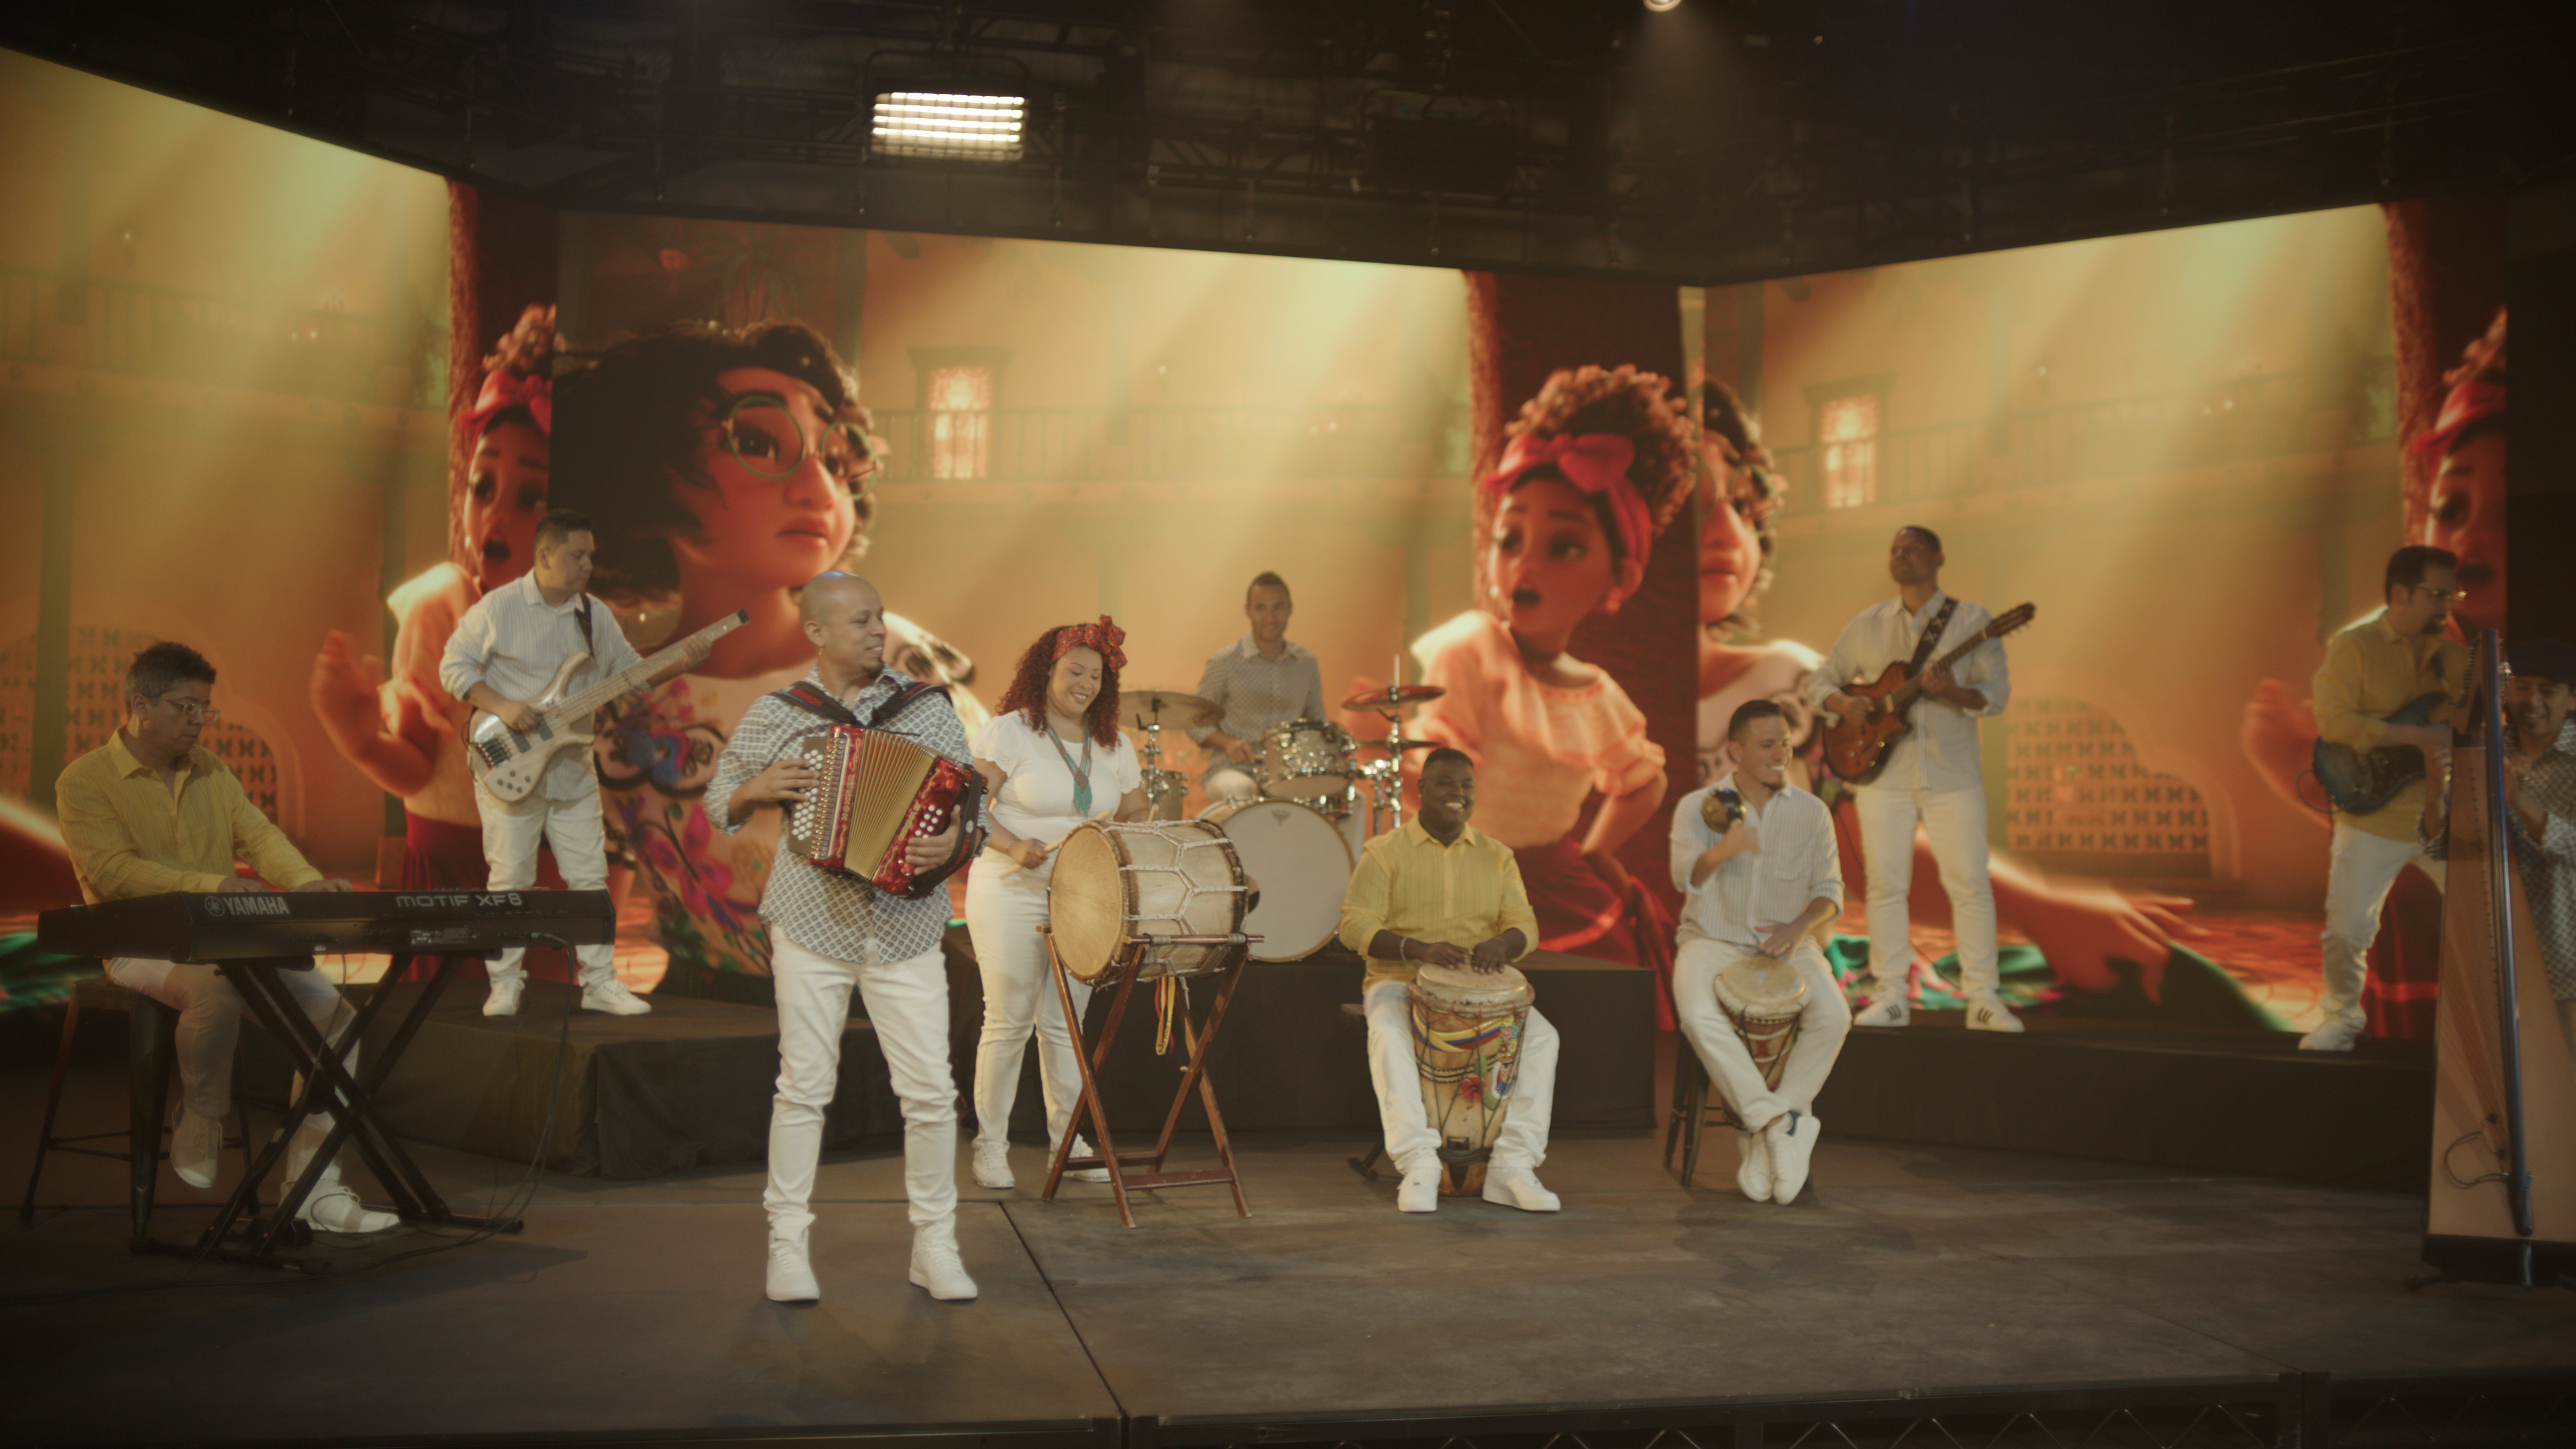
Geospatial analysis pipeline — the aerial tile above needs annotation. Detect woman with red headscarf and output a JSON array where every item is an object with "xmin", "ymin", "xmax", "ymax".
[{"xmin": 965, "ymin": 616, "xmax": 1148, "ymax": 1191}]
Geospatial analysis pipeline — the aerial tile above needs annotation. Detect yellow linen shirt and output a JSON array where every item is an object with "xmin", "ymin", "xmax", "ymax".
[
  {"xmin": 1337, "ymin": 819, "xmax": 1540, "ymax": 991},
  {"xmin": 56, "ymin": 733, "xmax": 323, "ymax": 902},
  {"xmin": 2311, "ymin": 613, "xmax": 2470, "ymax": 842}
]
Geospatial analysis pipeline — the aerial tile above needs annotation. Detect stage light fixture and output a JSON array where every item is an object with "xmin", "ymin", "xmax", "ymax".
[
  {"xmin": 871, "ymin": 92, "xmax": 1026, "ymax": 161},
  {"xmin": 1642, "ymin": 0, "xmax": 1682, "ymax": 11}
]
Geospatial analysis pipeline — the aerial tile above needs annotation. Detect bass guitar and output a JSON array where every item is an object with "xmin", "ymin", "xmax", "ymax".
[
  {"xmin": 2311, "ymin": 690, "xmax": 2449, "ymax": 816},
  {"xmin": 466, "ymin": 608, "xmax": 750, "ymax": 802},
  {"xmin": 1821, "ymin": 602, "xmax": 2037, "ymax": 785}
]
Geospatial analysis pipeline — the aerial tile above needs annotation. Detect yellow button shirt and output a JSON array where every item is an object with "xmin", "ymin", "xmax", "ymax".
[
  {"xmin": 1337, "ymin": 819, "xmax": 1540, "ymax": 991},
  {"xmin": 2311, "ymin": 612, "xmax": 2470, "ymax": 841},
  {"xmin": 56, "ymin": 732, "xmax": 323, "ymax": 902}
]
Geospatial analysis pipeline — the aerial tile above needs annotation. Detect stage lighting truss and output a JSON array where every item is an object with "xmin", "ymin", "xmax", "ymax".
[{"xmin": 871, "ymin": 92, "xmax": 1027, "ymax": 162}]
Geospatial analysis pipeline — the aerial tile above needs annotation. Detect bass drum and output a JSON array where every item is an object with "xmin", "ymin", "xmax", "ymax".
[{"xmin": 1198, "ymin": 797, "xmax": 1354, "ymax": 961}]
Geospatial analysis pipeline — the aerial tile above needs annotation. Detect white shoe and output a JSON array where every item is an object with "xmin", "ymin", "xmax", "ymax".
[
  {"xmin": 1395, "ymin": 1159, "xmax": 1440, "ymax": 1213},
  {"xmin": 1964, "ymin": 995, "xmax": 2025, "ymax": 1033},
  {"xmin": 170, "ymin": 1108, "xmax": 223, "ymax": 1191},
  {"xmin": 1481, "ymin": 1166, "xmax": 1560, "ymax": 1212},
  {"xmin": 580, "ymin": 977, "xmax": 653, "ymax": 1016},
  {"xmin": 482, "ymin": 976, "xmax": 524, "ymax": 1018},
  {"xmin": 765, "ymin": 1230, "xmax": 820, "ymax": 1303},
  {"xmin": 1053, "ymin": 1134, "xmax": 1111, "ymax": 1184},
  {"xmin": 1734, "ymin": 1129, "xmax": 1773, "ymax": 1203},
  {"xmin": 909, "ymin": 1228, "xmax": 979, "ymax": 1301},
  {"xmin": 2299, "ymin": 1018, "xmax": 2361, "ymax": 1052},
  {"xmin": 971, "ymin": 1138, "xmax": 1015, "ymax": 1190},
  {"xmin": 1764, "ymin": 1110, "xmax": 1820, "ymax": 1205},
  {"xmin": 1854, "ymin": 993, "xmax": 1910, "ymax": 1028},
  {"xmin": 297, "ymin": 1185, "xmax": 400, "ymax": 1234}
]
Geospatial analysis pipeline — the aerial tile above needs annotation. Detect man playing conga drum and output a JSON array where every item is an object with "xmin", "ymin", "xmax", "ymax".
[
  {"xmin": 1669, "ymin": 700, "xmax": 1851, "ymax": 1205},
  {"xmin": 1338, "ymin": 747, "xmax": 1562, "ymax": 1213}
]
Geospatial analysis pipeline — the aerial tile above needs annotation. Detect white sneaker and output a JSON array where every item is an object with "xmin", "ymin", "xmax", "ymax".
[
  {"xmin": 1395, "ymin": 1159, "xmax": 1440, "ymax": 1213},
  {"xmin": 971, "ymin": 1137, "xmax": 1014, "ymax": 1190},
  {"xmin": 1734, "ymin": 1128, "xmax": 1773, "ymax": 1203},
  {"xmin": 1765, "ymin": 1110, "xmax": 1820, "ymax": 1205},
  {"xmin": 765, "ymin": 1230, "xmax": 820, "ymax": 1303},
  {"xmin": 170, "ymin": 1108, "xmax": 224, "ymax": 1191},
  {"xmin": 1964, "ymin": 995, "xmax": 2025, "ymax": 1033},
  {"xmin": 909, "ymin": 1228, "xmax": 979, "ymax": 1301},
  {"xmin": 1854, "ymin": 994, "xmax": 1910, "ymax": 1028},
  {"xmin": 580, "ymin": 977, "xmax": 653, "ymax": 1016},
  {"xmin": 297, "ymin": 1185, "xmax": 400, "ymax": 1234},
  {"xmin": 482, "ymin": 976, "xmax": 524, "ymax": 1018},
  {"xmin": 2299, "ymin": 1018, "xmax": 2361, "ymax": 1052},
  {"xmin": 1053, "ymin": 1134, "xmax": 1111, "ymax": 1184},
  {"xmin": 1481, "ymin": 1166, "xmax": 1561, "ymax": 1212}
]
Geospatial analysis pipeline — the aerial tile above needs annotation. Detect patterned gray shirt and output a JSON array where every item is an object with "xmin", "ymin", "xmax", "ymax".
[
  {"xmin": 1188, "ymin": 635, "xmax": 1328, "ymax": 770},
  {"xmin": 706, "ymin": 663, "xmax": 975, "ymax": 967},
  {"xmin": 2424, "ymin": 718, "xmax": 2576, "ymax": 1002}
]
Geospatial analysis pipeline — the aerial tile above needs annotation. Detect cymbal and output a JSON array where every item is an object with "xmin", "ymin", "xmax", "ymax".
[
  {"xmin": 1340, "ymin": 682, "xmax": 1447, "ymax": 712},
  {"xmin": 1117, "ymin": 688, "xmax": 1222, "ymax": 732}
]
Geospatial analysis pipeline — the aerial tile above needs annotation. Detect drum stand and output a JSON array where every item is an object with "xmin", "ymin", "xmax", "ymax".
[{"xmin": 1038, "ymin": 926, "xmax": 1256, "ymax": 1227}]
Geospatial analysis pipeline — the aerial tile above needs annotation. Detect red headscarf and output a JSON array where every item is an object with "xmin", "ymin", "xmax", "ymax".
[
  {"xmin": 1052, "ymin": 615, "xmax": 1127, "ymax": 670},
  {"xmin": 1477, "ymin": 431, "xmax": 1655, "ymax": 568}
]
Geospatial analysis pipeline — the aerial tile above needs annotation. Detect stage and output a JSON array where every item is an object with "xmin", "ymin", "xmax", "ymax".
[{"xmin": 7, "ymin": 1040, "xmax": 2573, "ymax": 1448}]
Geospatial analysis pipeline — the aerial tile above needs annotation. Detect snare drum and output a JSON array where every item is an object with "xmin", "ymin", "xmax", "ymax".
[
  {"xmin": 1142, "ymin": 767, "xmax": 1191, "ymax": 821},
  {"xmin": 1713, "ymin": 955, "xmax": 1807, "ymax": 1092},
  {"xmin": 1047, "ymin": 821, "xmax": 1250, "ymax": 983},
  {"xmin": 1408, "ymin": 963, "xmax": 1536, "ymax": 1196},
  {"xmin": 1199, "ymin": 798, "xmax": 1353, "ymax": 961},
  {"xmin": 1258, "ymin": 718, "xmax": 1356, "ymax": 806}
]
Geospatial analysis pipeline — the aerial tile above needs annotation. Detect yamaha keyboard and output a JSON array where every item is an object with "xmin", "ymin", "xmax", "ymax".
[{"xmin": 38, "ymin": 888, "xmax": 616, "ymax": 963}]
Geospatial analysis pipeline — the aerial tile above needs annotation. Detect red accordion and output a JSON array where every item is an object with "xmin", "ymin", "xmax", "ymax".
[{"xmin": 784, "ymin": 723, "xmax": 981, "ymax": 899}]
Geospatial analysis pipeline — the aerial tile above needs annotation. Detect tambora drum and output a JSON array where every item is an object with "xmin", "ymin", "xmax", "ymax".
[
  {"xmin": 1713, "ymin": 955, "xmax": 1806, "ymax": 1092},
  {"xmin": 1047, "ymin": 821, "xmax": 1250, "ymax": 984},
  {"xmin": 1199, "ymin": 798, "xmax": 1352, "ymax": 961},
  {"xmin": 1407, "ymin": 962, "xmax": 1535, "ymax": 1196},
  {"xmin": 1258, "ymin": 718, "xmax": 1356, "ymax": 812}
]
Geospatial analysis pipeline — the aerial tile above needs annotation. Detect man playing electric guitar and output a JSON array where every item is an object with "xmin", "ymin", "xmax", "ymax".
[
  {"xmin": 1807, "ymin": 525, "xmax": 2022, "ymax": 1032},
  {"xmin": 441, "ymin": 507, "xmax": 705, "ymax": 1016},
  {"xmin": 2304, "ymin": 545, "xmax": 2469, "ymax": 1052}
]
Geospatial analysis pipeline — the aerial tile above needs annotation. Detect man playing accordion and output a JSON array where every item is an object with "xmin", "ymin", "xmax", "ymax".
[{"xmin": 1668, "ymin": 699, "xmax": 1851, "ymax": 1205}]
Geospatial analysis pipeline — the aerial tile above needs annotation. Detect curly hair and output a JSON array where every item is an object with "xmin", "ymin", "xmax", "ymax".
[
  {"xmin": 1702, "ymin": 377, "xmax": 1791, "ymax": 637},
  {"xmin": 1500, "ymin": 364, "xmax": 1697, "ymax": 559},
  {"xmin": 994, "ymin": 625, "xmax": 1124, "ymax": 748},
  {"xmin": 550, "ymin": 320, "xmax": 860, "ymax": 595}
]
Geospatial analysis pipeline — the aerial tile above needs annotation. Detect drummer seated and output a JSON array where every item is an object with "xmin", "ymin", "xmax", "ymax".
[
  {"xmin": 1670, "ymin": 700, "xmax": 1851, "ymax": 1206},
  {"xmin": 1337, "ymin": 747, "xmax": 1561, "ymax": 1214}
]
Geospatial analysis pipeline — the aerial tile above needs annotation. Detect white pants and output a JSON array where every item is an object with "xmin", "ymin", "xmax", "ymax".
[
  {"xmin": 2318, "ymin": 822, "xmax": 2446, "ymax": 1033},
  {"xmin": 965, "ymin": 861, "xmax": 1091, "ymax": 1145},
  {"xmin": 1362, "ymin": 977, "xmax": 1558, "ymax": 1174},
  {"xmin": 476, "ymin": 784, "xmax": 614, "ymax": 985},
  {"xmin": 1854, "ymin": 783, "xmax": 2000, "ymax": 999},
  {"xmin": 765, "ymin": 934, "xmax": 957, "ymax": 1237},
  {"xmin": 1673, "ymin": 938, "xmax": 1851, "ymax": 1132},
  {"xmin": 105, "ymin": 955, "xmax": 359, "ymax": 1186}
]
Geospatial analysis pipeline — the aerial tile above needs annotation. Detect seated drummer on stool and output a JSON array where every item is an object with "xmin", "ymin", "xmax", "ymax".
[
  {"xmin": 1189, "ymin": 571, "xmax": 1327, "ymax": 803},
  {"xmin": 1668, "ymin": 699, "xmax": 1851, "ymax": 1205},
  {"xmin": 1337, "ymin": 747, "xmax": 1562, "ymax": 1214},
  {"xmin": 53, "ymin": 641, "xmax": 397, "ymax": 1234}
]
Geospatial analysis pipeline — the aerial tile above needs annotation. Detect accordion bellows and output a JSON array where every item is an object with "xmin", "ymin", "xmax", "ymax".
[{"xmin": 785, "ymin": 723, "xmax": 976, "ymax": 899}]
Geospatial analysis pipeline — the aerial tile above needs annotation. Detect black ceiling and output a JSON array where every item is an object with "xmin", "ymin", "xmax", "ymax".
[{"xmin": 5, "ymin": 0, "xmax": 2559, "ymax": 282}]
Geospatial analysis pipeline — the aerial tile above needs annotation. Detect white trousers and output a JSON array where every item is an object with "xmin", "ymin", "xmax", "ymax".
[
  {"xmin": 2318, "ymin": 822, "xmax": 2445, "ymax": 1032},
  {"xmin": 476, "ymin": 784, "xmax": 614, "ymax": 985},
  {"xmin": 105, "ymin": 955, "xmax": 359, "ymax": 1186},
  {"xmin": 1673, "ymin": 938, "xmax": 1851, "ymax": 1132},
  {"xmin": 765, "ymin": 934, "xmax": 957, "ymax": 1237},
  {"xmin": 1362, "ymin": 977, "xmax": 1558, "ymax": 1174},
  {"xmin": 965, "ymin": 863, "xmax": 1092, "ymax": 1145},
  {"xmin": 1854, "ymin": 783, "xmax": 2000, "ymax": 998}
]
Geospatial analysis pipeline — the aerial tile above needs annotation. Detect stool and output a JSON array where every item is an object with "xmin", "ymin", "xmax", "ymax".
[
  {"xmin": 1340, "ymin": 1003, "xmax": 1385, "ymax": 1182},
  {"xmin": 1662, "ymin": 1040, "xmax": 1743, "ymax": 1188},
  {"xmin": 19, "ymin": 974, "xmax": 263, "ymax": 1242}
]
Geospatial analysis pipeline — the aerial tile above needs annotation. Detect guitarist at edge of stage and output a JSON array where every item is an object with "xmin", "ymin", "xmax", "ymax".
[
  {"xmin": 440, "ymin": 506, "xmax": 708, "ymax": 1019},
  {"xmin": 1806, "ymin": 525, "xmax": 2024, "ymax": 1035},
  {"xmin": 2301, "ymin": 544, "xmax": 2470, "ymax": 1055}
]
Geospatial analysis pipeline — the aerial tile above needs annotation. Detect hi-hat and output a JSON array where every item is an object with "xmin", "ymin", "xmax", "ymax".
[
  {"xmin": 1355, "ymin": 738, "xmax": 1443, "ymax": 755},
  {"xmin": 1340, "ymin": 682, "xmax": 1446, "ymax": 713},
  {"xmin": 1117, "ymin": 688, "xmax": 1222, "ymax": 732}
]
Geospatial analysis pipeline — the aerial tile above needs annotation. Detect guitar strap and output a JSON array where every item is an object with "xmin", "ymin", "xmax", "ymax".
[{"xmin": 1904, "ymin": 598, "xmax": 1960, "ymax": 680}]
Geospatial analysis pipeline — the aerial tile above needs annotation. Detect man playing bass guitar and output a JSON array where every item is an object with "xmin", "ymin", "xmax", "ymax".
[{"xmin": 1807, "ymin": 526, "xmax": 2022, "ymax": 1032}]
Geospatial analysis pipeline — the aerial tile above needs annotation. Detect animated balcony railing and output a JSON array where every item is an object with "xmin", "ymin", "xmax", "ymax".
[
  {"xmin": 0, "ymin": 266, "xmax": 427, "ymax": 406},
  {"xmin": 864, "ymin": 401, "xmax": 1474, "ymax": 484}
]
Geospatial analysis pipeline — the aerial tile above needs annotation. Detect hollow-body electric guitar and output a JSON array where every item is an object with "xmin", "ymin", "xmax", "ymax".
[
  {"xmin": 466, "ymin": 608, "xmax": 750, "ymax": 802},
  {"xmin": 1820, "ymin": 602, "xmax": 2037, "ymax": 786}
]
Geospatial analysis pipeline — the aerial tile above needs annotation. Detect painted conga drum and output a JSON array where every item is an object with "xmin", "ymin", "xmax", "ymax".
[
  {"xmin": 1407, "ymin": 962, "xmax": 1536, "ymax": 1196},
  {"xmin": 1713, "ymin": 955, "xmax": 1807, "ymax": 1093},
  {"xmin": 1048, "ymin": 820, "xmax": 1250, "ymax": 983}
]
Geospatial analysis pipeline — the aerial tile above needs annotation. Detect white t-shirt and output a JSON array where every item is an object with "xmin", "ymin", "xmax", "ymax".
[{"xmin": 973, "ymin": 710, "xmax": 1142, "ymax": 881}]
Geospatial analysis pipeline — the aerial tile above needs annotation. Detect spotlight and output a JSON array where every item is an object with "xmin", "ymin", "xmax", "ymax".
[
  {"xmin": 1643, "ymin": 0, "xmax": 1682, "ymax": 11},
  {"xmin": 871, "ymin": 92, "xmax": 1026, "ymax": 161}
]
